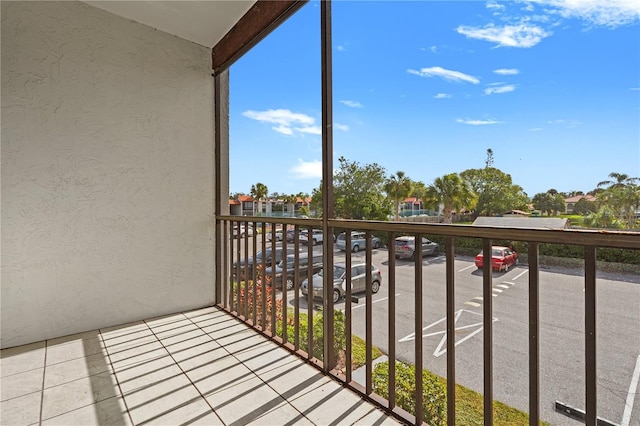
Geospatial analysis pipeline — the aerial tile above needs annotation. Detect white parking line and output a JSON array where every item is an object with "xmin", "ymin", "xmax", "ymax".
[
  {"xmin": 513, "ymin": 270, "xmax": 528, "ymax": 281},
  {"xmin": 459, "ymin": 264, "xmax": 476, "ymax": 272},
  {"xmin": 622, "ymin": 354, "xmax": 640, "ymax": 426},
  {"xmin": 497, "ymin": 285, "xmax": 510, "ymax": 289},
  {"xmin": 465, "ymin": 301, "xmax": 481, "ymax": 307},
  {"xmin": 493, "ymin": 289, "xmax": 503, "ymax": 293},
  {"xmin": 352, "ymin": 293, "xmax": 401, "ymax": 310}
]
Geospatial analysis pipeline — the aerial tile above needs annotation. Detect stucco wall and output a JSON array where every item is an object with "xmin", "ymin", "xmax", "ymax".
[{"xmin": 1, "ymin": 1, "xmax": 215, "ymax": 348}]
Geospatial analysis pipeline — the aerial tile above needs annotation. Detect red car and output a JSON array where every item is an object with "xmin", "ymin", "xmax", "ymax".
[{"xmin": 475, "ymin": 246, "xmax": 519, "ymax": 272}]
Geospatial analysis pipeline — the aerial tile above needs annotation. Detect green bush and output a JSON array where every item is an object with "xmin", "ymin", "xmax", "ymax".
[
  {"xmin": 277, "ymin": 309, "xmax": 346, "ymax": 369},
  {"xmin": 373, "ymin": 361, "xmax": 446, "ymax": 426}
]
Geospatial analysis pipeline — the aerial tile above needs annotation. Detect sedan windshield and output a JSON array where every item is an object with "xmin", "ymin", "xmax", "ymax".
[{"xmin": 319, "ymin": 265, "xmax": 346, "ymax": 278}]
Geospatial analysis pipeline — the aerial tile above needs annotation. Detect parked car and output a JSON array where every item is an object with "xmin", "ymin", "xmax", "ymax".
[
  {"xmin": 264, "ymin": 252, "xmax": 324, "ymax": 290},
  {"xmin": 475, "ymin": 246, "xmax": 519, "ymax": 272},
  {"xmin": 335, "ymin": 231, "xmax": 382, "ymax": 252},
  {"xmin": 232, "ymin": 223, "xmax": 253, "ymax": 238},
  {"xmin": 266, "ymin": 229, "xmax": 283, "ymax": 242},
  {"xmin": 232, "ymin": 246, "xmax": 301, "ymax": 281},
  {"xmin": 301, "ymin": 262, "xmax": 382, "ymax": 303},
  {"xmin": 300, "ymin": 229, "xmax": 324, "ymax": 245},
  {"xmin": 394, "ymin": 236, "xmax": 439, "ymax": 260}
]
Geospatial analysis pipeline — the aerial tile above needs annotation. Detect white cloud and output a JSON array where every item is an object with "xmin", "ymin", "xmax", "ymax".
[
  {"xmin": 334, "ymin": 123, "xmax": 349, "ymax": 131},
  {"xmin": 340, "ymin": 100, "xmax": 363, "ymax": 108},
  {"xmin": 547, "ymin": 118, "xmax": 582, "ymax": 127},
  {"xmin": 290, "ymin": 159, "xmax": 322, "ymax": 179},
  {"xmin": 407, "ymin": 66, "xmax": 480, "ymax": 84},
  {"xmin": 243, "ymin": 109, "xmax": 320, "ymax": 136},
  {"xmin": 529, "ymin": 0, "xmax": 640, "ymax": 27},
  {"xmin": 529, "ymin": 127, "xmax": 544, "ymax": 131},
  {"xmin": 457, "ymin": 118, "xmax": 503, "ymax": 125},
  {"xmin": 434, "ymin": 93, "xmax": 452, "ymax": 99},
  {"xmin": 484, "ymin": 85, "xmax": 515, "ymax": 94},
  {"xmin": 494, "ymin": 68, "xmax": 520, "ymax": 75},
  {"xmin": 295, "ymin": 126, "xmax": 322, "ymax": 135},
  {"xmin": 631, "ymin": 87, "xmax": 640, "ymax": 91},
  {"xmin": 486, "ymin": 0, "xmax": 506, "ymax": 11},
  {"xmin": 456, "ymin": 23, "xmax": 552, "ymax": 47},
  {"xmin": 336, "ymin": 45, "xmax": 346, "ymax": 51}
]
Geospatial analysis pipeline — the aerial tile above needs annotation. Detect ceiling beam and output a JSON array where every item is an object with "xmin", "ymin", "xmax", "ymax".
[{"xmin": 212, "ymin": 0, "xmax": 308, "ymax": 73}]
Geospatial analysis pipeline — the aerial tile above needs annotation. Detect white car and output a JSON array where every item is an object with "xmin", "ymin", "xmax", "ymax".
[
  {"xmin": 300, "ymin": 229, "xmax": 324, "ymax": 245},
  {"xmin": 266, "ymin": 229, "xmax": 283, "ymax": 241},
  {"xmin": 232, "ymin": 224, "xmax": 253, "ymax": 238}
]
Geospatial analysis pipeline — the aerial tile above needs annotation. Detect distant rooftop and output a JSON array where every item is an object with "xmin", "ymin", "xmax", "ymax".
[{"xmin": 473, "ymin": 216, "xmax": 569, "ymax": 230}]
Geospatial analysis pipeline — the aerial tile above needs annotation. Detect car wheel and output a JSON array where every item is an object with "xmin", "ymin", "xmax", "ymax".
[
  {"xmin": 373, "ymin": 241, "xmax": 380, "ymax": 249},
  {"xmin": 410, "ymin": 251, "xmax": 416, "ymax": 261},
  {"xmin": 432, "ymin": 247, "xmax": 439, "ymax": 256},
  {"xmin": 333, "ymin": 289, "xmax": 341, "ymax": 303},
  {"xmin": 371, "ymin": 281, "xmax": 380, "ymax": 294},
  {"xmin": 312, "ymin": 238, "xmax": 317, "ymax": 246},
  {"xmin": 352, "ymin": 245, "xmax": 360, "ymax": 253},
  {"xmin": 516, "ymin": 258, "xmax": 520, "ymax": 266},
  {"xmin": 285, "ymin": 278, "xmax": 294, "ymax": 290}
]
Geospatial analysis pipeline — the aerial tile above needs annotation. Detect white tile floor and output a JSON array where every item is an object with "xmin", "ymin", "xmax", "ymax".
[{"xmin": 1, "ymin": 307, "xmax": 401, "ymax": 425}]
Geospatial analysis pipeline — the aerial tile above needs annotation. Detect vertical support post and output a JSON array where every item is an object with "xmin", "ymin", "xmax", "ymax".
[
  {"xmin": 321, "ymin": 0, "xmax": 335, "ymax": 372},
  {"xmin": 482, "ymin": 239, "xmax": 493, "ymax": 426},
  {"xmin": 345, "ymin": 229, "xmax": 353, "ymax": 382},
  {"xmin": 388, "ymin": 231, "xmax": 396, "ymax": 410},
  {"xmin": 585, "ymin": 246, "xmax": 597, "ymax": 426},
  {"xmin": 213, "ymin": 70, "xmax": 229, "ymax": 304},
  {"xmin": 414, "ymin": 237, "xmax": 423, "ymax": 425},
  {"xmin": 528, "ymin": 242, "xmax": 540, "ymax": 426},
  {"xmin": 445, "ymin": 237, "xmax": 456, "ymax": 426},
  {"xmin": 365, "ymin": 231, "xmax": 373, "ymax": 394}
]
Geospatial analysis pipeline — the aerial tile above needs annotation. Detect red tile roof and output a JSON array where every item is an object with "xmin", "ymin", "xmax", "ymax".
[
  {"xmin": 229, "ymin": 200, "xmax": 240, "ymax": 205},
  {"xmin": 237, "ymin": 195, "xmax": 254, "ymax": 202}
]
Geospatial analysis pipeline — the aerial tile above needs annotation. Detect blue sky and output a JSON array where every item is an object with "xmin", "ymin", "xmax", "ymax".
[{"xmin": 229, "ymin": 0, "xmax": 640, "ymax": 198}]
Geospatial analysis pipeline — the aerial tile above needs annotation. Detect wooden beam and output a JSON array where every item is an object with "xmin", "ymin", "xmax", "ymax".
[{"xmin": 212, "ymin": 0, "xmax": 308, "ymax": 73}]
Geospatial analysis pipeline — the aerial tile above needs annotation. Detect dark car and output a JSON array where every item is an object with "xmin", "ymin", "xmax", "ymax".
[
  {"xmin": 265, "ymin": 252, "xmax": 324, "ymax": 290},
  {"xmin": 301, "ymin": 262, "xmax": 382, "ymax": 303},
  {"xmin": 475, "ymin": 246, "xmax": 519, "ymax": 272},
  {"xmin": 232, "ymin": 246, "xmax": 301, "ymax": 281},
  {"xmin": 394, "ymin": 236, "xmax": 439, "ymax": 260}
]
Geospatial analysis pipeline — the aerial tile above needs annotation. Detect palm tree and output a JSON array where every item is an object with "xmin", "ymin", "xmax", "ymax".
[
  {"xmin": 424, "ymin": 173, "xmax": 476, "ymax": 224},
  {"xmin": 384, "ymin": 171, "xmax": 413, "ymax": 221},
  {"xmin": 284, "ymin": 194, "xmax": 298, "ymax": 217},
  {"xmin": 250, "ymin": 182, "xmax": 268, "ymax": 216},
  {"xmin": 597, "ymin": 172, "xmax": 636, "ymax": 189},
  {"xmin": 597, "ymin": 172, "xmax": 639, "ymax": 229}
]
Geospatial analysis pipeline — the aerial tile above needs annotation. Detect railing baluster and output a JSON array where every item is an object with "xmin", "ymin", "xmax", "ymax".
[
  {"xmin": 482, "ymin": 239, "xmax": 493, "ymax": 425},
  {"xmin": 243, "ymin": 224, "xmax": 250, "ymax": 320},
  {"xmin": 252, "ymin": 224, "xmax": 259, "ymax": 325},
  {"xmin": 261, "ymin": 228, "xmax": 267, "ymax": 329},
  {"xmin": 281, "ymin": 226, "xmax": 288, "ymax": 343},
  {"xmin": 388, "ymin": 231, "xmax": 396, "ymax": 410},
  {"xmin": 307, "ymin": 225, "xmax": 313, "ymax": 360},
  {"xmin": 528, "ymin": 242, "xmax": 540, "ymax": 426},
  {"xmin": 446, "ymin": 236, "xmax": 456, "ymax": 426},
  {"xmin": 585, "ymin": 246, "xmax": 597, "ymax": 426},
  {"xmin": 414, "ymin": 234, "xmax": 423, "ymax": 425},
  {"xmin": 345, "ymin": 229, "xmax": 353, "ymax": 382},
  {"xmin": 271, "ymin": 226, "xmax": 277, "ymax": 336},
  {"xmin": 223, "ymin": 221, "xmax": 228, "ymax": 309},
  {"xmin": 294, "ymin": 225, "xmax": 300, "ymax": 350},
  {"xmin": 365, "ymin": 230, "xmax": 373, "ymax": 395}
]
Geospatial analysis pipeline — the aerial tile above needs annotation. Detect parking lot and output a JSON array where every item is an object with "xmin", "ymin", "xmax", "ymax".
[{"xmin": 237, "ymin": 237, "xmax": 640, "ymax": 425}]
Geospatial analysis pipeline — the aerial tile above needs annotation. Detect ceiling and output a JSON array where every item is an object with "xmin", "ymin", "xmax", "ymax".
[{"xmin": 84, "ymin": 1, "xmax": 256, "ymax": 47}]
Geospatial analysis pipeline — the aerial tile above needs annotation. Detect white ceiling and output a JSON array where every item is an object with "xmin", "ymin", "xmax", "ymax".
[{"xmin": 84, "ymin": 1, "xmax": 256, "ymax": 47}]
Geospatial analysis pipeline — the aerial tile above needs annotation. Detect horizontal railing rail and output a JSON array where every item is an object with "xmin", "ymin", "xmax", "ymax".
[{"xmin": 215, "ymin": 214, "xmax": 639, "ymax": 426}]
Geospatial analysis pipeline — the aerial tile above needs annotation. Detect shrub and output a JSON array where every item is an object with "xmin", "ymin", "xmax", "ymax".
[{"xmin": 372, "ymin": 360, "xmax": 446, "ymax": 426}]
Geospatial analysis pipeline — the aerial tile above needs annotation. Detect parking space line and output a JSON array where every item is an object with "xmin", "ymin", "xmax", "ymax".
[
  {"xmin": 497, "ymin": 284, "xmax": 510, "ymax": 289},
  {"xmin": 473, "ymin": 296, "xmax": 483, "ymax": 302},
  {"xmin": 465, "ymin": 301, "xmax": 481, "ymax": 307},
  {"xmin": 493, "ymin": 289, "xmax": 503, "ymax": 293},
  {"xmin": 459, "ymin": 264, "xmax": 476, "ymax": 272},
  {"xmin": 352, "ymin": 293, "xmax": 401, "ymax": 310},
  {"xmin": 622, "ymin": 354, "xmax": 640, "ymax": 426},
  {"xmin": 513, "ymin": 270, "xmax": 528, "ymax": 281}
]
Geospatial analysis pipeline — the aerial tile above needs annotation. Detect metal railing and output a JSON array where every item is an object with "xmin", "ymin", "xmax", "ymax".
[{"xmin": 215, "ymin": 214, "xmax": 639, "ymax": 426}]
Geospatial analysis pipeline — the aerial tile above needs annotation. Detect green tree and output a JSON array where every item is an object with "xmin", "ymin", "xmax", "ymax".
[
  {"xmin": 422, "ymin": 173, "xmax": 476, "ymax": 224},
  {"xmin": 573, "ymin": 197, "xmax": 596, "ymax": 215},
  {"xmin": 384, "ymin": 171, "xmax": 413, "ymax": 221},
  {"xmin": 250, "ymin": 183, "xmax": 268, "ymax": 216},
  {"xmin": 597, "ymin": 172, "xmax": 640, "ymax": 229},
  {"xmin": 333, "ymin": 156, "xmax": 390, "ymax": 220},
  {"xmin": 460, "ymin": 167, "xmax": 529, "ymax": 216}
]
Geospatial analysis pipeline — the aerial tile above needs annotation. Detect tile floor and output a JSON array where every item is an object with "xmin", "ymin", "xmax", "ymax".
[{"xmin": 1, "ymin": 306, "xmax": 401, "ymax": 425}]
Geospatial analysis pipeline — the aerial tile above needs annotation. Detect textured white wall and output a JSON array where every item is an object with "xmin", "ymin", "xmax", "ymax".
[{"xmin": 1, "ymin": 1, "xmax": 215, "ymax": 348}]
